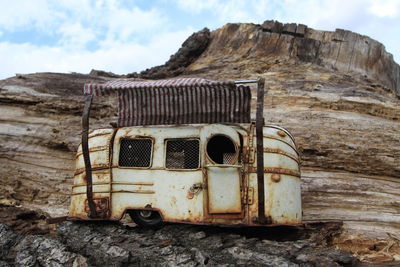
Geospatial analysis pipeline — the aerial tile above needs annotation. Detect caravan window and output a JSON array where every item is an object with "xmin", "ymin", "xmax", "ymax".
[
  {"xmin": 165, "ymin": 139, "xmax": 200, "ymax": 169},
  {"xmin": 119, "ymin": 138, "xmax": 153, "ymax": 168}
]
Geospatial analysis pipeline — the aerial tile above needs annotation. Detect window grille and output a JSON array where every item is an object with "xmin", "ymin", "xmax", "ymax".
[
  {"xmin": 119, "ymin": 138, "xmax": 152, "ymax": 167},
  {"xmin": 223, "ymin": 153, "xmax": 236, "ymax": 164},
  {"xmin": 166, "ymin": 139, "xmax": 200, "ymax": 169}
]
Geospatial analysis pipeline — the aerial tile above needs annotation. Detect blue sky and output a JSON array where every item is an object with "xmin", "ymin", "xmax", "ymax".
[{"xmin": 0, "ymin": 0, "xmax": 399, "ymax": 79}]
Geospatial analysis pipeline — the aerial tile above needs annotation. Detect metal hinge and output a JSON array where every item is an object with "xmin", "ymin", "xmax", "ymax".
[
  {"xmin": 242, "ymin": 187, "xmax": 254, "ymax": 205},
  {"xmin": 246, "ymin": 122, "xmax": 255, "ymax": 164},
  {"xmin": 248, "ymin": 147, "xmax": 255, "ymax": 164}
]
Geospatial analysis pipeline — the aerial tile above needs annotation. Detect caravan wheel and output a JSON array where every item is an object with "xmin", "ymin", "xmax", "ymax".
[{"xmin": 128, "ymin": 210, "xmax": 163, "ymax": 228}]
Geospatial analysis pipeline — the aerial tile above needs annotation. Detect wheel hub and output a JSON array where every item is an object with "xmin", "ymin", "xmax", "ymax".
[{"xmin": 139, "ymin": 210, "xmax": 152, "ymax": 218}]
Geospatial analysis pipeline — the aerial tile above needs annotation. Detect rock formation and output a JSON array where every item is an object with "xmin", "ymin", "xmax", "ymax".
[{"xmin": 0, "ymin": 20, "xmax": 399, "ymax": 264}]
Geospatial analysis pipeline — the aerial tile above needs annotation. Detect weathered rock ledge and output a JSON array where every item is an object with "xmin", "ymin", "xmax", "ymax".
[{"xmin": 186, "ymin": 21, "xmax": 400, "ymax": 96}]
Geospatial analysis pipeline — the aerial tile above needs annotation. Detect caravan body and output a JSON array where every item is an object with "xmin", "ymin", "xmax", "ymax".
[{"xmin": 69, "ymin": 123, "xmax": 301, "ymax": 226}]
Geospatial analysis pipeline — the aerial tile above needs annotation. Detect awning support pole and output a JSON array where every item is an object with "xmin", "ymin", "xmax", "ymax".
[
  {"xmin": 82, "ymin": 95, "xmax": 97, "ymax": 218},
  {"xmin": 256, "ymin": 77, "xmax": 267, "ymax": 224}
]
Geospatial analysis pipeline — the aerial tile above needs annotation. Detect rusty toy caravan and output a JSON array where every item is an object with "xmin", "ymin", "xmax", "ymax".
[{"xmin": 68, "ymin": 78, "xmax": 302, "ymax": 227}]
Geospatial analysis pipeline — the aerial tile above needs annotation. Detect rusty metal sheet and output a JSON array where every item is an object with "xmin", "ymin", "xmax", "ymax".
[
  {"xmin": 264, "ymin": 174, "xmax": 302, "ymax": 224},
  {"xmin": 72, "ymin": 125, "xmax": 115, "ymax": 219},
  {"xmin": 247, "ymin": 125, "xmax": 302, "ymax": 225},
  {"xmin": 75, "ymin": 129, "xmax": 115, "ymax": 171},
  {"xmin": 117, "ymin": 85, "xmax": 250, "ymax": 127},
  {"xmin": 84, "ymin": 78, "xmax": 251, "ymax": 127}
]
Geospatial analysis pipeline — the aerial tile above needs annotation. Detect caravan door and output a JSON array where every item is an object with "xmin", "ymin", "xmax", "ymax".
[{"xmin": 201, "ymin": 125, "xmax": 243, "ymax": 215}]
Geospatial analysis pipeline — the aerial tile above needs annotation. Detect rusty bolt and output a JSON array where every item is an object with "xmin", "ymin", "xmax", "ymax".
[
  {"xmin": 277, "ymin": 130, "xmax": 286, "ymax": 138},
  {"xmin": 271, "ymin": 174, "xmax": 281, "ymax": 183}
]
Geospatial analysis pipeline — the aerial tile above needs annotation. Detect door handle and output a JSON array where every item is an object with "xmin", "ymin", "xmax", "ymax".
[{"xmin": 187, "ymin": 183, "xmax": 206, "ymax": 199}]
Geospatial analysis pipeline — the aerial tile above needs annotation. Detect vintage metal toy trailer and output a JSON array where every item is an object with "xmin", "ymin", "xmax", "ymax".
[{"xmin": 68, "ymin": 78, "xmax": 301, "ymax": 227}]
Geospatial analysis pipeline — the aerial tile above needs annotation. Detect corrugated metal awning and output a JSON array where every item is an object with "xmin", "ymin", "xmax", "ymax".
[{"xmin": 84, "ymin": 78, "xmax": 251, "ymax": 127}]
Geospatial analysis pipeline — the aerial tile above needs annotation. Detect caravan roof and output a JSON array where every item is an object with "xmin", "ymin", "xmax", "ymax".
[{"xmin": 84, "ymin": 77, "xmax": 251, "ymax": 127}]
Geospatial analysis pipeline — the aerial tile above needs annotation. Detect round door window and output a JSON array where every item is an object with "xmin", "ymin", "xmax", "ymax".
[{"xmin": 206, "ymin": 135, "xmax": 237, "ymax": 164}]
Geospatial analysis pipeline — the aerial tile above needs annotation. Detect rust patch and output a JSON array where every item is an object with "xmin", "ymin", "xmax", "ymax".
[
  {"xmin": 263, "ymin": 147, "xmax": 299, "ymax": 163},
  {"xmin": 84, "ymin": 197, "xmax": 110, "ymax": 219},
  {"xmin": 112, "ymin": 182, "xmax": 153, "ymax": 186},
  {"xmin": 94, "ymin": 172, "xmax": 109, "ymax": 182},
  {"xmin": 72, "ymin": 181, "xmax": 109, "ymax": 188},
  {"xmin": 88, "ymin": 131, "xmax": 113, "ymax": 139},
  {"xmin": 75, "ymin": 164, "xmax": 110, "ymax": 176},
  {"xmin": 252, "ymin": 215, "xmax": 272, "ymax": 224},
  {"xmin": 73, "ymin": 190, "xmax": 154, "ymax": 196},
  {"xmin": 263, "ymin": 134, "xmax": 299, "ymax": 155},
  {"xmin": 264, "ymin": 167, "xmax": 300, "ymax": 178},
  {"xmin": 81, "ymin": 174, "xmax": 87, "ymax": 183},
  {"xmin": 265, "ymin": 125, "xmax": 296, "ymax": 144},
  {"xmin": 112, "ymin": 190, "xmax": 154, "ymax": 194},
  {"xmin": 205, "ymin": 213, "xmax": 244, "ymax": 219},
  {"xmin": 76, "ymin": 145, "xmax": 109, "ymax": 158},
  {"xmin": 170, "ymin": 196, "xmax": 177, "ymax": 207},
  {"xmin": 249, "ymin": 167, "xmax": 301, "ymax": 178}
]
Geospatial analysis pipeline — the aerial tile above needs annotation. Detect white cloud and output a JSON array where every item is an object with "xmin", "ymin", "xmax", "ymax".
[
  {"xmin": 214, "ymin": 0, "xmax": 255, "ymax": 22},
  {"xmin": 58, "ymin": 23, "xmax": 96, "ymax": 49},
  {"xmin": 0, "ymin": 1, "xmax": 167, "ymax": 41},
  {"xmin": 175, "ymin": 0, "xmax": 394, "ymax": 32},
  {"xmin": 262, "ymin": 0, "xmax": 365, "ymax": 30},
  {"xmin": 0, "ymin": 0, "xmax": 56, "ymax": 32},
  {"xmin": 0, "ymin": 28, "xmax": 193, "ymax": 79},
  {"xmin": 0, "ymin": 0, "xmax": 174, "ymax": 79},
  {"xmin": 175, "ymin": 0, "xmax": 258, "ymax": 23},
  {"xmin": 367, "ymin": 0, "xmax": 400, "ymax": 17},
  {"xmin": 103, "ymin": 7, "xmax": 166, "ymax": 43},
  {"xmin": 175, "ymin": 0, "xmax": 219, "ymax": 13},
  {"xmin": 175, "ymin": 0, "xmax": 371, "ymax": 28}
]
